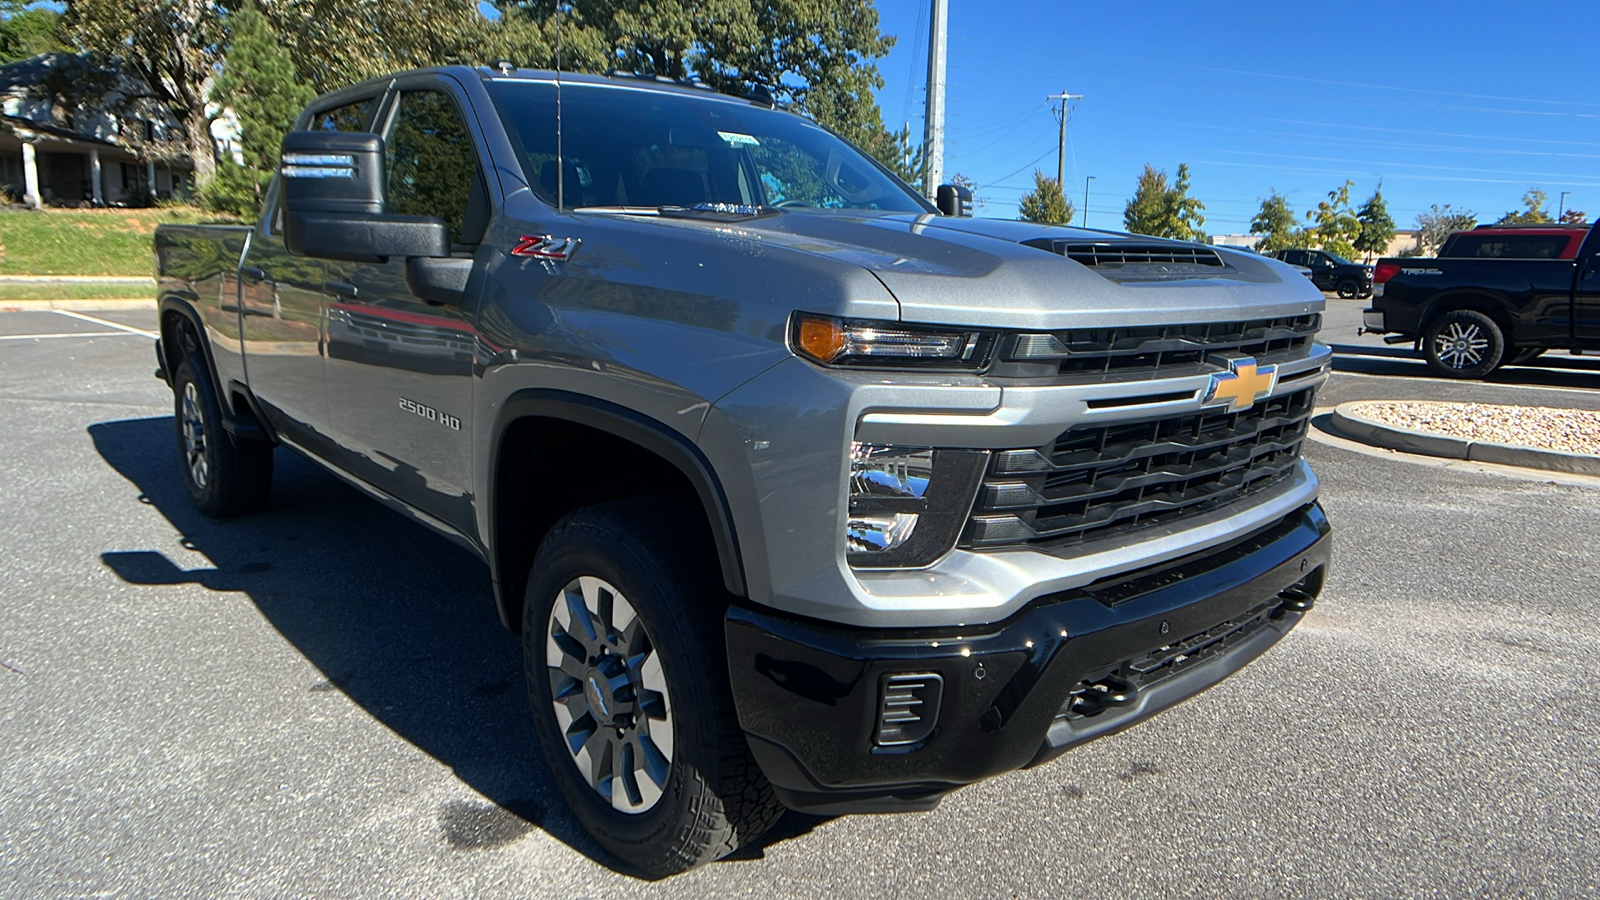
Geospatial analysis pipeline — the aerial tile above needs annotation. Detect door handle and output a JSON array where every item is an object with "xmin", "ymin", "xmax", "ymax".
[
  {"xmin": 241, "ymin": 266, "xmax": 268, "ymax": 283},
  {"xmin": 323, "ymin": 281, "xmax": 359, "ymax": 299}
]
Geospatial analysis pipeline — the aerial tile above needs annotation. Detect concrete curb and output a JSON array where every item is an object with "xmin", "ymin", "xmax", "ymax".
[
  {"xmin": 1329, "ymin": 401, "xmax": 1600, "ymax": 477},
  {"xmin": 1, "ymin": 299, "xmax": 155, "ymax": 311}
]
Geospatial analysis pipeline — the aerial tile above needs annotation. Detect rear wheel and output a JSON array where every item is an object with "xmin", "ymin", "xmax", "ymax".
[
  {"xmin": 172, "ymin": 357, "xmax": 273, "ymax": 517},
  {"xmin": 1422, "ymin": 309, "xmax": 1504, "ymax": 379},
  {"xmin": 522, "ymin": 500, "xmax": 781, "ymax": 877}
]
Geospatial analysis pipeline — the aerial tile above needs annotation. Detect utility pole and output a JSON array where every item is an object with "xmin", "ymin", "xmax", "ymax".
[
  {"xmin": 923, "ymin": 0, "xmax": 947, "ymax": 195},
  {"xmin": 1047, "ymin": 90, "xmax": 1082, "ymax": 193}
]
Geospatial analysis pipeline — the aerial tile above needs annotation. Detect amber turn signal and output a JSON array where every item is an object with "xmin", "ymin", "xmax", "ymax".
[{"xmin": 795, "ymin": 315, "xmax": 848, "ymax": 363}]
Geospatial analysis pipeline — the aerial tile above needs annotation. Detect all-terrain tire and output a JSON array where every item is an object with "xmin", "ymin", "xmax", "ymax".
[
  {"xmin": 522, "ymin": 500, "xmax": 782, "ymax": 878},
  {"xmin": 172, "ymin": 357, "xmax": 273, "ymax": 517}
]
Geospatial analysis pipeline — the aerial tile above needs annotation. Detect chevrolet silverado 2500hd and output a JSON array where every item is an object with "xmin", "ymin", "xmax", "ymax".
[{"xmin": 154, "ymin": 67, "xmax": 1332, "ymax": 876}]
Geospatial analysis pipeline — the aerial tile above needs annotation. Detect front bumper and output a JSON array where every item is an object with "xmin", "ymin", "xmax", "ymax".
[{"xmin": 726, "ymin": 502, "xmax": 1331, "ymax": 814}]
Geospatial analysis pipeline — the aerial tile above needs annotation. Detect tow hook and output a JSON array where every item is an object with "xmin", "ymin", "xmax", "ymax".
[{"xmin": 1071, "ymin": 674, "xmax": 1139, "ymax": 716}]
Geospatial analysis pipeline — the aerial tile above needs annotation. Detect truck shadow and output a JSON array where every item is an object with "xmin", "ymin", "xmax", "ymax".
[
  {"xmin": 1327, "ymin": 343, "xmax": 1600, "ymax": 390},
  {"xmin": 88, "ymin": 415, "xmax": 825, "ymax": 878}
]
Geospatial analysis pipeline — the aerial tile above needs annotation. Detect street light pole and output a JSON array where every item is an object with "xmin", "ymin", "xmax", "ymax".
[
  {"xmin": 1559, "ymin": 191, "xmax": 1571, "ymax": 221},
  {"xmin": 1083, "ymin": 176, "xmax": 1095, "ymax": 227}
]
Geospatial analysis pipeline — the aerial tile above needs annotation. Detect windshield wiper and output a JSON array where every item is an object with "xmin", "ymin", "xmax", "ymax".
[{"xmin": 571, "ymin": 203, "xmax": 772, "ymax": 218}]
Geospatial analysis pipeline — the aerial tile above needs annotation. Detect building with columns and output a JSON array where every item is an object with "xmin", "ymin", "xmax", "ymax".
[{"xmin": 0, "ymin": 53, "xmax": 195, "ymax": 208}]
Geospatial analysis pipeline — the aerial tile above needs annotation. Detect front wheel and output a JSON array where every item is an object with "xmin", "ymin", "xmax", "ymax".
[
  {"xmin": 523, "ymin": 500, "xmax": 782, "ymax": 878},
  {"xmin": 172, "ymin": 357, "xmax": 273, "ymax": 517},
  {"xmin": 1336, "ymin": 279, "xmax": 1360, "ymax": 299},
  {"xmin": 1422, "ymin": 309, "xmax": 1504, "ymax": 379}
]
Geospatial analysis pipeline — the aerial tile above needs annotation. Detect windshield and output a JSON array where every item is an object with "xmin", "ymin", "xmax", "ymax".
[{"xmin": 486, "ymin": 80, "xmax": 931, "ymax": 214}]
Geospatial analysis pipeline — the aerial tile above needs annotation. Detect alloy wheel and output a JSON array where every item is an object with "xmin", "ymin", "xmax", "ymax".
[
  {"xmin": 181, "ymin": 380, "xmax": 210, "ymax": 489},
  {"xmin": 1433, "ymin": 321, "xmax": 1489, "ymax": 369},
  {"xmin": 545, "ymin": 575, "xmax": 674, "ymax": 813}
]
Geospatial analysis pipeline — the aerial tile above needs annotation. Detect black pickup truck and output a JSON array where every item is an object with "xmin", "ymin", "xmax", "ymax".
[
  {"xmin": 1363, "ymin": 221, "xmax": 1600, "ymax": 378},
  {"xmin": 1269, "ymin": 248, "xmax": 1373, "ymax": 299}
]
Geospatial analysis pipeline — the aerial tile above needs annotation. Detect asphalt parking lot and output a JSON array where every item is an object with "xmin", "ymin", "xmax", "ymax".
[{"xmin": 2, "ymin": 303, "xmax": 1598, "ymax": 897}]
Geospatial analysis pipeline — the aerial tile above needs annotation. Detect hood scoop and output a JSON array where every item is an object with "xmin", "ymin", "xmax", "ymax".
[{"xmin": 1022, "ymin": 238, "xmax": 1226, "ymax": 279}]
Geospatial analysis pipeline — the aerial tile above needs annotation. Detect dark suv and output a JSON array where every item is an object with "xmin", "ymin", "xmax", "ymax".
[{"xmin": 1271, "ymin": 249, "xmax": 1373, "ymax": 298}]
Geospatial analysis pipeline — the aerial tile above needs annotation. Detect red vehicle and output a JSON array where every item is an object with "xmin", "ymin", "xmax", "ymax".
[{"xmin": 1438, "ymin": 224, "xmax": 1589, "ymax": 260}]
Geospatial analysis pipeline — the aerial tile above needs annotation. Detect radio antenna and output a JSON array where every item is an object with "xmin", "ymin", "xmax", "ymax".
[{"xmin": 555, "ymin": 2, "xmax": 569, "ymax": 210}]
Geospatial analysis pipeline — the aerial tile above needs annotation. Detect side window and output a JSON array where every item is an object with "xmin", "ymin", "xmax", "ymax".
[
  {"xmin": 309, "ymin": 98, "xmax": 377, "ymax": 133},
  {"xmin": 383, "ymin": 90, "xmax": 485, "ymax": 246},
  {"xmin": 272, "ymin": 97, "xmax": 378, "ymax": 235}
]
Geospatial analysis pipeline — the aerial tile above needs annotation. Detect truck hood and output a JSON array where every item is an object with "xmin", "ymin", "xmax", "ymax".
[{"xmin": 699, "ymin": 210, "xmax": 1325, "ymax": 329}]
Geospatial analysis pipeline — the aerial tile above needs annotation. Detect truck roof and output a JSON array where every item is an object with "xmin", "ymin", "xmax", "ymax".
[{"xmin": 328, "ymin": 64, "xmax": 773, "ymax": 108}]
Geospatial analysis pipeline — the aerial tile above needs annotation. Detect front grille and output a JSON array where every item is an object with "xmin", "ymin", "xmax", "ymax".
[
  {"xmin": 1003, "ymin": 315, "xmax": 1320, "ymax": 377},
  {"xmin": 964, "ymin": 386, "xmax": 1315, "ymax": 550}
]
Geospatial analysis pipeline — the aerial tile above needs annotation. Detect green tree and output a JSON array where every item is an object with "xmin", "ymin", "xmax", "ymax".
[
  {"xmin": 0, "ymin": 2, "xmax": 63, "ymax": 63},
  {"xmin": 1250, "ymin": 190, "xmax": 1302, "ymax": 252},
  {"xmin": 1353, "ymin": 182, "xmax": 1396, "ymax": 260},
  {"xmin": 1415, "ymin": 203, "xmax": 1477, "ymax": 254},
  {"xmin": 65, "ymin": 0, "xmax": 226, "ymax": 184},
  {"xmin": 1123, "ymin": 163, "xmax": 1205, "ymax": 241},
  {"xmin": 1018, "ymin": 170, "xmax": 1073, "ymax": 224},
  {"xmin": 203, "ymin": 0, "xmax": 313, "ymax": 216},
  {"xmin": 263, "ymin": 0, "xmax": 495, "ymax": 94},
  {"xmin": 1495, "ymin": 188, "xmax": 1553, "ymax": 225},
  {"xmin": 1303, "ymin": 180, "xmax": 1361, "ymax": 260},
  {"xmin": 493, "ymin": 0, "xmax": 914, "ymax": 184}
]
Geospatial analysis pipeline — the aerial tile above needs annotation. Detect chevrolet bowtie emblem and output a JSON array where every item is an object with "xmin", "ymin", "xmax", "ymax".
[{"xmin": 1204, "ymin": 357, "xmax": 1278, "ymax": 412}]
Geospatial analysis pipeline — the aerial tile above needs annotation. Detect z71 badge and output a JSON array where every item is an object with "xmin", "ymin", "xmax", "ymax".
[{"xmin": 398, "ymin": 397, "xmax": 461, "ymax": 431}]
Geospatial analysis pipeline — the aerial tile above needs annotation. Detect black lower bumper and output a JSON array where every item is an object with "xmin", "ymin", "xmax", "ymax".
[{"xmin": 725, "ymin": 502, "xmax": 1331, "ymax": 815}]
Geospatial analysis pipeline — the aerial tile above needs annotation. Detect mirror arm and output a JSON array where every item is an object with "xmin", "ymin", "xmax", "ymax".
[{"xmin": 405, "ymin": 256, "xmax": 475, "ymax": 306}]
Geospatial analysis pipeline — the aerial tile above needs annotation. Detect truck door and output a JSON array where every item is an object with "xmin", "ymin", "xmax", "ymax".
[
  {"xmin": 1573, "ymin": 229, "xmax": 1600, "ymax": 343},
  {"xmin": 323, "ymin": 86, "xmax": 489, "ymax": 535},
  {"xmin": 237, "ymin": 233, "xmax": 328, "ymax": 448},
  {"xmin": 239, "ymin": 94, "xmax": 380, "ymax": 454}
]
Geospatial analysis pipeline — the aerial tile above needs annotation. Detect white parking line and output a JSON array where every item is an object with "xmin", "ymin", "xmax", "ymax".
[
  {"xmin": 51, "ymin": 309, "xmax": 158, "ymax": 338},
  {"xmin": 0, "ymin": 331, "xmax": 144, "ymax": 341}
]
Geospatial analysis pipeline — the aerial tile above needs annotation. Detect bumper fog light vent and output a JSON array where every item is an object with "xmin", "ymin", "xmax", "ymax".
[{"xmin": 875, "ymin": 673, "xmax": 943, "ymax": 748}]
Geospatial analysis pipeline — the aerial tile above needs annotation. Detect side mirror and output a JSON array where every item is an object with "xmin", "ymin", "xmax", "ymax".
[
  {"xmin": 279, "ymin": 131, "xmax": 449, "ymax": 263},
  {"xmin": 935, "ymin": 184, "xmax": 973, "ymax": 217}
]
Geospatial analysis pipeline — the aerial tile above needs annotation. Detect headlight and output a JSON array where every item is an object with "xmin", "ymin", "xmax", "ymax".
[
  {"xmin": 846, "ymin": 442, "xmax": 989, "ymax": 568},
  {"xmin": 791, "ymin": 313, "xmax": 994, "ymax": 370}
]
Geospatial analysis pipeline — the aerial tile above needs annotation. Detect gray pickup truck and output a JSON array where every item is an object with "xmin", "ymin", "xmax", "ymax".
[{"xmin": 154, "ymin": 66, "xmax": 1332, "ymax": 876}]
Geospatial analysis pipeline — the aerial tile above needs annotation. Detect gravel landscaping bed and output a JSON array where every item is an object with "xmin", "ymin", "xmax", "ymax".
[{"xmin": 1355, "ymin": 401, "xmax": 1600, "ymax": 455}]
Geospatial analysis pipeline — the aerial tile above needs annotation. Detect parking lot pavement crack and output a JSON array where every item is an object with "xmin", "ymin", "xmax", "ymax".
[{"xmin": 0, "ymin": 657, "xmax": 24, "ymax": 676}]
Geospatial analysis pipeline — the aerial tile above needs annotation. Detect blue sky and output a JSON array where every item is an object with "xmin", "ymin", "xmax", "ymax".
[{"xmin": 870, "ymin": 0, "xmax": 1600, "ymax": 234}]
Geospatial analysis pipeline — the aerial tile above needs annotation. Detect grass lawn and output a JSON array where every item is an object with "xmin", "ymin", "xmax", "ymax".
[
  {"xmin": 0, "ymin": 283, "xmax": 154, "ymax": 301},
  {"xmin": 0, "ymin": 207, "xmax": 240, "ymax": 277}
]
